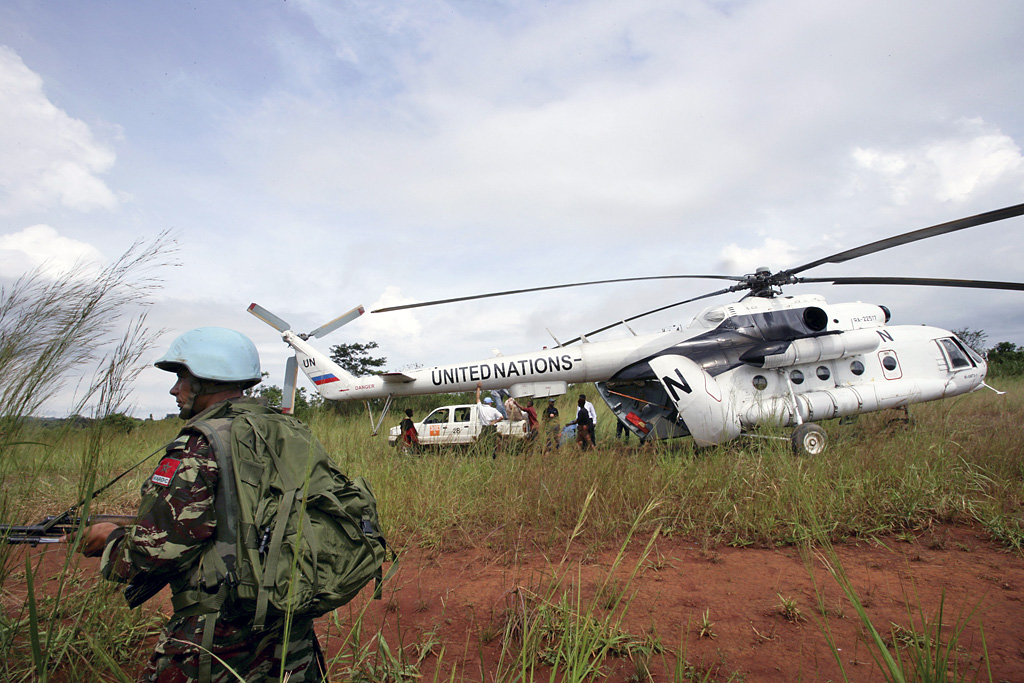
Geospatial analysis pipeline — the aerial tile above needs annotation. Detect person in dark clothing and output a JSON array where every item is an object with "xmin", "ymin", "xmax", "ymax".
[
  {"xmin": 543, "ymin": 399, "xmax": 560, "ymax": 450},
  {"xmin": 568, "ymin": 395, "xmax": 594, "ymax": 451},
  {"xmin": 400, "ymin": 408, "xmax": 420, "ymax": 453},
  {"xmin": 513, "ymin": 398, "xmax": 539, "ymax": 440},
  {"xmin": 616, "ymin": 417, "xmax": 631, "ymax": 442}
]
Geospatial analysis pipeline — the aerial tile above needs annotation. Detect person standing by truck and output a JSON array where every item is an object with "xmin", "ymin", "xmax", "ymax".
[
  {"xmin": 568, "ymin": 394, "xmax": 595, "ymax": 451},
  {"xmin": 399, "ymin": 408, "xmax": 420, "ymax": 453},
  {"xmin": 512, "ymin": 398, "xmax": 539, "ymax": 440},
  {"xmin": 543, "ymin": 399, "xmax": 560, "ymax": 450},
  {"xmin": 581, "ymin": 393, "xmax": 598, "ymax": 444},
  {"xmin": 476, "ymin": 382, "xmax": 505, "ymax": 457}
]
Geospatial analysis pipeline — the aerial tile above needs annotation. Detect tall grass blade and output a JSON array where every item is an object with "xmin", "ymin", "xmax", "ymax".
[{"xmin": 25, "ymin": 553, "xmax": 45, "ymax": 683}]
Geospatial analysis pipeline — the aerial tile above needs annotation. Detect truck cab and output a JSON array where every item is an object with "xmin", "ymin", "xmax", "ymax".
[{"xmin": 388, "ymin": 403, "xmax": 529, "ymax": 447}]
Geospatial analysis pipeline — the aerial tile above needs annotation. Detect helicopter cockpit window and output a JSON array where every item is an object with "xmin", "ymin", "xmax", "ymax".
[
  {"xmin": 752, "ymin": 375, "xmax": 768, "ymax": 391},
  {"xmin": 423, "ymin": 409, "xmax": 450, "ymax": 425},
  {"xmin": 816, "ymin": 366, "xmax": 831, "ymax": 381},
  {"xmin": 790, "ymin": 369, "xmax": 804, "ymax": 385},
  {"xmin": 850, "ymin": 360, "xmax": 865, "ymax": 376},
  {"xmin": 957, "ymin": 339, "xmax": 984, "ymax": 364},
  {"xmin": 939, "ymin": 338, "xmax": 972, "ymax": 369}
]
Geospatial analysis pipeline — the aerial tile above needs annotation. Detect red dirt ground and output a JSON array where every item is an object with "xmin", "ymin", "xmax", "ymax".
[{"xmin": 8, "ymin": 523, "xmax": 1024, "ymax": 681}]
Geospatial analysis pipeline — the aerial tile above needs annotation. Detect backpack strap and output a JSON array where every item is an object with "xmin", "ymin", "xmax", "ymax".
[
  {"xmin": 192, "ymin": 416, "xmax": 240, "ymax": 577},
  {"xmin": 187, "ymin": 415, "xmax": 242, "ymax": 683}
]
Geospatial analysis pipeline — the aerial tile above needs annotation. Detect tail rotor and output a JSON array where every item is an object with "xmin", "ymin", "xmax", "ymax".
[
  {"xmin": 247, "ymin": 303, "xmax": 292, "ymax": 333},
  {"xmin": 282, "ymin": 355, "xmax": 299, "ymax": 415},
  {"xmin": 248, "ymin": 302, "xmax": 366, "ymax": 413},
  {"xmin": 305, "ymin": 305, "xmax": 366, "ymax": 339}
]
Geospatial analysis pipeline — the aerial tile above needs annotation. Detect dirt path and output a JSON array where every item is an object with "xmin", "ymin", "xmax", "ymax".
[
  {"xmin": 7, "ymin": 523, "xmax": 1024, "ymax": 681},
  {"xmin": 342, "ymin": 524, "xmax": 1024, "ymax": 682}
]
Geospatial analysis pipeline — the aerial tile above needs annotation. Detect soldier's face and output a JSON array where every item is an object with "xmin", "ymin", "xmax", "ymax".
[{"xmin": 170, "ymin": 371, "xmax": 194, "ymax": 412}]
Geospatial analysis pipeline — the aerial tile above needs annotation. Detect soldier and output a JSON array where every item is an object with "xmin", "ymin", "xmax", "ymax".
[{"xmin": 76, "ymin": 327, "xmax": 327, "ymax": 682}]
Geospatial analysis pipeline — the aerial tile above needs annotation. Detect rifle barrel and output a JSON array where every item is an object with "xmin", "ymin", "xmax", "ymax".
[{"xmin": 1, "ymin": 514, "xmax": 136, "ymax": 545}]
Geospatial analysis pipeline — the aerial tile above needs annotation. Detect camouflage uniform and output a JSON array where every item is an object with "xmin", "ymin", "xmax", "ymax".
[{"xmin": 101, "ymin": 420, "xmax": 326, "ymax": 682}]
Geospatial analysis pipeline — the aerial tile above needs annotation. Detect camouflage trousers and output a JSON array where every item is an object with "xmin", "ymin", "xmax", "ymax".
[{"xmin": 139, "ymin": 612, "xmax": 327, "ymax": 682}]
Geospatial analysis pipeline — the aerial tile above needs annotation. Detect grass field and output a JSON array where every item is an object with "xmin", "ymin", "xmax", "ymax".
[{"xmin": 2, "ymin": 378, "xmax": 1023, "ymax": 681}]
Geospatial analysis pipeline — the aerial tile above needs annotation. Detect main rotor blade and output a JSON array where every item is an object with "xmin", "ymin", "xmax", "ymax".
[
  {"xmin": 788, "ymin": 202, "xmax": 1024, "ymax": 276},
  {"xmin": 247, "ymin": 303, "xmax": 291, "ymax": 332},
  {"xmin": 371, "ymin": 275, "xmax": 746, "ymax": 313},
  {"xmin": 800, "ymin": 276, "xmax": 1024, "ymax": 291},
  {"xmin": 560, "ymin": 285, "xmax": 743, "ymax": 346},
  {"xmin": 308, "ymin": 305, "xmax": 365, "ymax": 339}
]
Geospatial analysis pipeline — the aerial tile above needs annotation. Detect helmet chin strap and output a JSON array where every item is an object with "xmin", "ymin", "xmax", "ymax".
[
  {"xmin": 180, "ymin": 377, "xmax": 247, "ymax": 419},
  {"xmin": 177, "ymin": 376, "xmax": 205, "ymax": 419}
]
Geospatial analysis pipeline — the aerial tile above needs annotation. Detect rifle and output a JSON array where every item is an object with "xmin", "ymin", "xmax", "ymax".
[
  {"xmin": 0, "ymin": 513, "xmax": 136, "ymax": 545},
  {"xmin": 2, "ymin": 511, "xmax": 169, "ymax": 606},
  {"xmin": 1, "ymin": 441, "xmax": 171, "ymax": 606}
]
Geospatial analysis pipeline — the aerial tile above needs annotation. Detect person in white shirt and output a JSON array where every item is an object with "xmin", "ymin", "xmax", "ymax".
[
  {"xmin": 581, "ymin": 393, "xmax": 597, "ymax": 443},
  {"xmin": 476, "ymin": 382, "xmax": 504, "ymax": 457}
]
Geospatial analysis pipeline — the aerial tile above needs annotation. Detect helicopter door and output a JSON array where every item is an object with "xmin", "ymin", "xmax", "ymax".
[{"xmin": 648, "ymin": 355, "xmax": 741, "ymax": 447}]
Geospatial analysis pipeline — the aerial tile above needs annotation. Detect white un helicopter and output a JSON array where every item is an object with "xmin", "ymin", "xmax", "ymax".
[{"xmin": 249, "ymin": 203, "xmax": 1024, "ymax": 455}]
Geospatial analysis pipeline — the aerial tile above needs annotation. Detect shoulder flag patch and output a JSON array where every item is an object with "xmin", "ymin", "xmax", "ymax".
[{"xmin": 151, "ymin": 458, "xmax": 182, "ymax": 487}]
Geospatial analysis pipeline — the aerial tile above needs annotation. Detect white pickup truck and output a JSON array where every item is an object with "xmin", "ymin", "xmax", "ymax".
[{"xmin": 388, "ymin": 403, "xmax": 530, "ymax": 447}]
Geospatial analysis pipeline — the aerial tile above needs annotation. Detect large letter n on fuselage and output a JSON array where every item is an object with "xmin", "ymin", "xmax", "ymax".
[{"xmin": 662, "ymin": 369, "xmax": 693, "ymax": 402}]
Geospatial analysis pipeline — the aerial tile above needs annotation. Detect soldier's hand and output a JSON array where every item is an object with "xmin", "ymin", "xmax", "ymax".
[{"xmin": 73, "ymin": 522, "xmax": 120, "ymax": 557}]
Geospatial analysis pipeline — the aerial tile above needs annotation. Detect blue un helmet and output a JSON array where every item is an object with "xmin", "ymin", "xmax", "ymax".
[{"xmin": 155, "ymin": 327, "xmax": 262, "ymax": 388}]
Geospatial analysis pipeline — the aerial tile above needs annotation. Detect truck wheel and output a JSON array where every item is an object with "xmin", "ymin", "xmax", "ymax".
[{"xmin": 791, "ymin": 423, "xmax": 826, "ymax": 456}]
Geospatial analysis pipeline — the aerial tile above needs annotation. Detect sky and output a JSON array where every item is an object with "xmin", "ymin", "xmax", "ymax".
[{"xmin": 1, "ymin": 0, "xmax": 1023, "ymax": 418}]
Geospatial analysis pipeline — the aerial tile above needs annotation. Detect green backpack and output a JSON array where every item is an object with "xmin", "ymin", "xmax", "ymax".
[{"xmin": 175, "ymin": 401, "xmax": 389, "ymax": 642}]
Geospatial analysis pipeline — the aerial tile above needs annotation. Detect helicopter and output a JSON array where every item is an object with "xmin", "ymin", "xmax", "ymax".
[{"xmin": 248, "ymin": 202, "xmax": 1024, "ymax": 455}]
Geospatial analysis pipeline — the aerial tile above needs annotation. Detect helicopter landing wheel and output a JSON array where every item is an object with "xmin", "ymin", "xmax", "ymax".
[{"xmin": 791, "ymin": 423, "xmax": 827, "ymax": 456}]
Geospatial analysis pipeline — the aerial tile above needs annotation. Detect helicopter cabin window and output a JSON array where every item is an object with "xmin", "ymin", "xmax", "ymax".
[
  {"xmin": 423, "ymin": 409, "xmax": 450, "ymax": 425},
  {"xmin": 939, "ymin": 338, "xmax": 973, "ymax": 370},
  {"xmin": 453, "ymin": 407, "xmax": 472, "ymax": 423},
  {"xmin": 958, "ymin": 338, "xmax": 984, "ymax": 365},
  {"xmin": 881, "ymin": 356, "xmax": 898, "ymax": 371},
  {"xmin": 816, "ymin": 366, "xmax": 831, "ymax": 381},
  {"xmin": 790, "ymin": 369, "xmax": 804, "ymax": 385},
  {"xmin": 752, "ymin": 375, "xmax": 768, "ymax": 391},
  {"xmin": 850, "ymin": 360, "xmax": 865, "ymax": 376}
]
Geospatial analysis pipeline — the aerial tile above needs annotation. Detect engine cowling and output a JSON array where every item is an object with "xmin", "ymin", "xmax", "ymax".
[{"xmin": 739, "ymin": 328, "xmax": 882, "ymax": 369}]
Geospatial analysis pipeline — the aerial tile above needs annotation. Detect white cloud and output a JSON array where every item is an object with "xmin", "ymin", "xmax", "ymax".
[
  {"xmin": 718, "ymin": 238, "xmax": 800, "ymax": 274},
  {"xmin": 0, "ymin": 224, "xmax": 105, "ymax": 278},
  {"xmin": 360, "ymin": 286, "xmax": 424, "ymax": 352},
  {"xmin": 0, "ymin": 46, "xmax": 119, "ymax": 214},
  {"xmin": 851, "ymin": 118, "xmax": 1024, "ymax": 205}
]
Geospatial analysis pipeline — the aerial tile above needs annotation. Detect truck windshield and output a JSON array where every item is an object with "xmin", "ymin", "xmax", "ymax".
[{"xmin": 423, "ymin": 409, "xmax": 449, "ymax": 424}]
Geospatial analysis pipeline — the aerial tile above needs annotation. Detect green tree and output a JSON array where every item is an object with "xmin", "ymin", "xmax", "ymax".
[
  {"xmin": 101, "ymin": 412, "xmax": 140, "ymax": 434},
  {"xmin": 987, "ymin": 341, "xmax": 1024, "ymax": 377},
  {"xmin": 253, "ymin": 383, "xmax": 322, "ymax": 416},
  {"xmin": 329, "ymin": 342, "xmax": 387, "ymax": 376}
]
